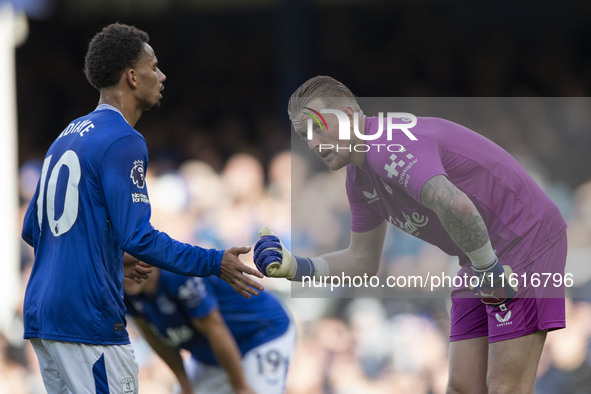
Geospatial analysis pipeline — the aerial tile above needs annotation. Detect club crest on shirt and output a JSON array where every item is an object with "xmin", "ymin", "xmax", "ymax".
[
  {"xmin": 178, "ymin": 278, "xmax": 208, "ymax": 308},
  {"xmin": 130, "ymin": 160, "xmax": 145, "ymax": 189}
]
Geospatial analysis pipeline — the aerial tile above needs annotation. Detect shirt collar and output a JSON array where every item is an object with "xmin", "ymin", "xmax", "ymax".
[{"xmin": 95, "ymin": 104, "xmax": 128, "ymax": 124}]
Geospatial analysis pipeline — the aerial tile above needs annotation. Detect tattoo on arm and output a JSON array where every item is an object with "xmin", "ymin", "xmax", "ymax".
[{"xmin": 420, "ymin": 175, "xmax": 489, "ymax": 253}]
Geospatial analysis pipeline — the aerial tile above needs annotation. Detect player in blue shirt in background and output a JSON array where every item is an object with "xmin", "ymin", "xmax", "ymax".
[
  {"xmin": 124, "ymin": 267, "xmax": 295, "ymax": 394},
  {"xmin": 21, "ymin": 23, "xmax": 263, "ymax": 394}
]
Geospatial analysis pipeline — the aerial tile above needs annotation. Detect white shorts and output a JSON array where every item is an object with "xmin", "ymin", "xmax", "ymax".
[
  {"xmin": 184, "ymin": 323, "xmax": 296, "ymax": 394},
  {"xmin": 30, "ymin": 338, "xmax": 138, "ymax": 394}
]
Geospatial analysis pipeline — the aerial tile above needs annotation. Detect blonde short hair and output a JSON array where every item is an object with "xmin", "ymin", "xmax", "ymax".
[{"xmin": 287, "ymin": 76, "xmax": 360, "ymax": 121}]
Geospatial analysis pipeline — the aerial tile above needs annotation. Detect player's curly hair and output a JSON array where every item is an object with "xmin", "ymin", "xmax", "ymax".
[
  {"xmin": 84, "ymin": 23, "xmax": 149, "ymax": 90},
  {"xmin": 288, "ymin": 75, "xmax": 360, "ymax": 121}
]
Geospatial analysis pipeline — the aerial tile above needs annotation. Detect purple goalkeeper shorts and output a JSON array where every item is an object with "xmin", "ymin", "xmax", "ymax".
[{"xmin": 450, "ymin": 233, "xmax": 567, "ymax": 343}]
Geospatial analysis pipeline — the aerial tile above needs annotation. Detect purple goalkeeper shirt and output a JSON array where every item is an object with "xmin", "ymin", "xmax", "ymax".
[{"xmin": 346, "ymin": 116, "xmax": 566, "ymax": 269}]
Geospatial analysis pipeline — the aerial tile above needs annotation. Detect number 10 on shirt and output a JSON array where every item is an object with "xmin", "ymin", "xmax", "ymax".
[{"xmin": 36, "ymin": 150, "xmax": 81, "ymax": 236}]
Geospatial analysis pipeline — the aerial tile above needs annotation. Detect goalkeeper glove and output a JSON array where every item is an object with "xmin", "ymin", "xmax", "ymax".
[
  {"xmin": 253, "ymin": 226, "xmax": 328, "ymax": 280},
  {"xmin": 254, "ymin": 226, "xmax": 297, "ymax": 278},
  {"xmin": 470, "ymin": 258, "xmax": 518, "ymax": 305}
]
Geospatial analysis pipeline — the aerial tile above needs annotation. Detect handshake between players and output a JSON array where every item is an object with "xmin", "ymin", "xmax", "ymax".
[{"xmin": 253, "ymin": 226, "xmax": 518, "ymax": 306}]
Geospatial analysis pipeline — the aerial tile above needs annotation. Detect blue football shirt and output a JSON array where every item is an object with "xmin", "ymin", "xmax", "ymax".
[
  {"xmin": 22, "ymin": 106, "xmax": 223, "ymax": 345},
  {"xmin": 125, "ymin": 272, "xmax": 291, "ymax": 365}
]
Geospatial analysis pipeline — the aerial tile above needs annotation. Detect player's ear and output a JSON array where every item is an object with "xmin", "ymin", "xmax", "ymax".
[
  {"xmin": 125, "ymin": 68, "xmax": 138, "ymax": 88},
  {"xmin": 343, "ymin": 105, "xmax": 356, "ymax": 120}
]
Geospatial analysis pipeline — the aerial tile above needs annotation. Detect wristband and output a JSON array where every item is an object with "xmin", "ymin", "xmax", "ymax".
[
  {"xmin": 471, "ymin": 257, "xmax": 502, "ymax": 276},
  {"xmin": 293, "ymin": 256, "xmax": 315, "ymax": 281},
  {"xmin": 291, "ymin": 256, "xmax": 329, "ymax": 281},
  {"xmin": 465, "ymin": 240, "xmax": 497, "ymax": 269}
]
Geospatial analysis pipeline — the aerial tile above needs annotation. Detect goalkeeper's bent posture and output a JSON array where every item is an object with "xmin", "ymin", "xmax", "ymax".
[{"xmin": 254, "ymin": 76, "xmax": 567, "ymax": 394}]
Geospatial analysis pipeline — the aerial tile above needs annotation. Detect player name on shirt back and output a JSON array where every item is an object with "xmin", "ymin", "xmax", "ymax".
[{"xmin": 57, "ymin": 119, "xmax": 95, "ymax": 139}]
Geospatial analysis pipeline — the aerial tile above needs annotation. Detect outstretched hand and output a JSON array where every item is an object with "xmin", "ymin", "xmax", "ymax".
[
  {"xmin": 220, "ymin": 246, "xmax": 264, "ymax": 298},
  {"xmin": 123, "ymin": 253, "xmax": 153, "ymax": 284}
]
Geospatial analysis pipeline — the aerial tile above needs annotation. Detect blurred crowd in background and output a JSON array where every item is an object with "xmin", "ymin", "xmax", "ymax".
[{"xmin": 5, "ymin": 1, "xmax": 591, "ymax": 393}]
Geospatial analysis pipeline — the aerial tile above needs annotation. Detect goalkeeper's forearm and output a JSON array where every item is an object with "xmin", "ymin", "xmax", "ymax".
[
  {"xmin": 276, "ymin": 250, "xmax": 373, "ymax": 281},
  {"xmin": 269, "ymin": 247, "xmax": 377, "ymax": 281},
  {"xmin": 291, "ymin": 248, "xmax": 385, "ymax": 281}
]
